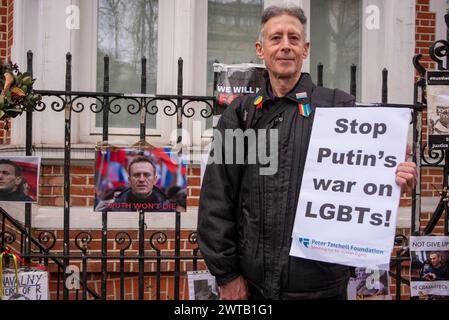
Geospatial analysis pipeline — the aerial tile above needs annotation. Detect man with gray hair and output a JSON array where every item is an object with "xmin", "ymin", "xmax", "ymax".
[{"xmin": 198, "ymin": 4, "xmax": 417, "ymax": 300}]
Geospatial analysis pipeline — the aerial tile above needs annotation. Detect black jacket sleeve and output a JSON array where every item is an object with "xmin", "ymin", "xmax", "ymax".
[{"xmin": 197, "ymin": 100, "xmax": 245, "ymax": 286}]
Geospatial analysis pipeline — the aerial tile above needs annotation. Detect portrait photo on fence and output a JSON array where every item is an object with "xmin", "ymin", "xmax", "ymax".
[
  {"xmin": 410, "ymin": 236, "xmax": 449, "ymax": 297},
  {"xmin": 187, "ymin": 270, "xmax": 219, "ymax": 300},
  {"xmin": 0, "ymin": 156, "xmax": 40, "ymax": 203},
  {"xmin": 94, "ymin": 147, "xmax": 187, "ymax": 212}
]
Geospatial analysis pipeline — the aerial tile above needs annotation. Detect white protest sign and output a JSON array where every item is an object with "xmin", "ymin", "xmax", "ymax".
[
  {"xmin": 410, "ymin": 236, "xmax": 449, "ymax": 251},
  {"xmin": 2, "ymin": 268, "xmax": 49, "ymax": 300},
  {"xmin": 289, "ymin": 107, "xmax": 410, "ymax": 267}
]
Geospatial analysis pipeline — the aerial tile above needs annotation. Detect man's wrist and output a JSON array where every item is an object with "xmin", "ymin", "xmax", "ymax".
[{"xmin": 216, "ymin": 273, "xmax": 241, "ymax": 287}]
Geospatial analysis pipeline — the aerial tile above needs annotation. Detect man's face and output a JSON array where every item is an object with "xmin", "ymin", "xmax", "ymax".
[
  {"xmin": 429, "ymin": 254, "xmax": 442, "ymax": 268},
  {"xmin": 256, "ymin": 14, "xmax": 309, "ymax": 81},
  {"xmin": 129, "ymin": 162, "xmax": 157, "ymax": 197},
  {"xmin": 0, "ymin": 164, "xmax": 21, "ymax": 193}
]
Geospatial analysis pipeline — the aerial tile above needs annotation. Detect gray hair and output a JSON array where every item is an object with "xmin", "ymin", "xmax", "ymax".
[{"xmin": 258, "ymin": 5, "xmax": 307, "ymax": 42}]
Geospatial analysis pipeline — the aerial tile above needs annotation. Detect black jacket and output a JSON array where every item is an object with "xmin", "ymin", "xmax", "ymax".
[
  {"xmin": 198, "ymin": 73, "xmax": 356, "ymax": 299},
  {"xmin": 0, "ymin": 188, "xmax": 34, "ymax": 202},
  {"xmin": 112, "ymin": 186, "xmax": 171, "ymax": 211}
]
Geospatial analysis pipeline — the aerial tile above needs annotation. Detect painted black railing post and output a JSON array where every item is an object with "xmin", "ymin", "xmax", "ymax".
[
  {"xmin": 382, "ymin": 68, "xmax": 388, "ymax": 104},
  {"xmin": 63, "ymin": 52, "xmax": 72, "ymax": 300},
  {"xmin": 138, "ymin": 206, "xmax": 145, "ymax": 297},
  {"xmin": 212, "ymin": 59, "xmax": 219, "ymax": 115},
  {"xmin": 102, "ymin": 56, "xmax": 110, "ymax": 140},
  {"xmin": 411, "ymin": 80, "xmax": 421, "ymax": 236},
  {"xmin": 101, "ymin": 55, "xmax": 110, "ymax": 300},
  {"xmin": 24, "ymin": 50, "xmax": 33, "ymax": 260},
  {"xmin": 174, "ymin": 57, "xmax": 183, "ymax": 300},
  {"xmin": 317, "ymin": 63, "xmax": 323, "ymax": 87},
  {"xmin": 444, "ymin": 152, "xmax": 449, "ymax": 235},
  {"xmin": 138, "ymin": 56, "xmax": 148, "ymax": 300},
  {"xmin": 350, "ymin": 64, "xmax": 356, "ymax": 99},
  {"xmin": 396, "ymin": 250, "xmax": 402, "ymax": 300},
  {"xmin": 140, "ymin": 57, "xmax": 147, "ymax": 138}
]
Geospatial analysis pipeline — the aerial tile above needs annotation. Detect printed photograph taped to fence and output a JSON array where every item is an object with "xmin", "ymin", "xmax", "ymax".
[
  {"xmin": 94, "ymin": 148, "xmax": 187, "ymax": 212},
  {"xmin": 348, "ymin": 267, "xmax": 390, "ymax": 300},
  {"xmin": 429, "ymin": 105, "xmax": 449, "ymax": 135},
  {"xmin": 0, "ymin": 156, "xmax": 40, "ymax": 203},
  {"xmin": 193, "ymin": 279, "xmax": 219, "ymax": 300},
  {"xmin": 187, "ymin": 270, "xmax": 219, "ymax": 300},
  {"xmin": 411, "ymin": 250, "xmax": 449, "ymax": 282}
]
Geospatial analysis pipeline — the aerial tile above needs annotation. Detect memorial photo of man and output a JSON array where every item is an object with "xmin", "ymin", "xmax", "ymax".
[
  {"xmin": 421, "ymin": 252, "xmax": 449, "ymax": 281},
  {"xmin": 111, "ymin": 156, "xmax": 169, "ymax": 211},
  {"xmin": 0, "ymin": 159, "xmax": 34, "ymax": 202}
]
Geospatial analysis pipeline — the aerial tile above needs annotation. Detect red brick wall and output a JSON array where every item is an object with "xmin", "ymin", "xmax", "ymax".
[
  {"xmin": 416, "ymin": 0, "xmax": 436, "ymax": 147},
  {"xmin": 415, "ymin": 0, "xmax": 436, "ymax": 71},
  {"xmin": 0, "ymin": 0, "xmax": 13, "ymax": 144},
  {"xmin": 48, "ymin": 273, "xmax": 195, "ymax": 300}
]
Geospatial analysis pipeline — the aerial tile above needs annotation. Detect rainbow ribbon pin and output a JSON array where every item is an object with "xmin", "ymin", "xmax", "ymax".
[{"xmin": 298, "ymin": 103, "xmax": 311, "ymax": 118}]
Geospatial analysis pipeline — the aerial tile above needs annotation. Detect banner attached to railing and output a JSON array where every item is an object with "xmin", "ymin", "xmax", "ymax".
[
  {"xmin": 427, "ymin": 70, "xmax": 449, "ymax": 150},
  {"xmin": 94, "ymin": 147, "xmax": 187, "ymax": 212},
  {"xmin": 410, "ymin": 236, "xmax": 449, "ymax": 297},
  {"xmin": 289, "ymin": 107, "xmax": 410, "ymax": 268},
  {"xmin": 213, "ymin": 63, "xmax": 265, "ymax": 117}
]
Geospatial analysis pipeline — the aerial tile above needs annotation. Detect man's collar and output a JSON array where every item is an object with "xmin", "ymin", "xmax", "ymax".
[{"xmin": 255, "ymin": 73, "xmax": 313, "ymax": 108}]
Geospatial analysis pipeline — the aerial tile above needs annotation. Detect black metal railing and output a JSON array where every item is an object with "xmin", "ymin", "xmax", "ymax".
[{"xmin": 0, "ymin": 51, "xmax": 215, "ymax": 300}]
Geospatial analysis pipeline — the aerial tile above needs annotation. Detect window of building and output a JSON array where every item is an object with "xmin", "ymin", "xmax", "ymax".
[
  {"xmin": 206, "ymin": 0, "xmax": 263, "ymax": 128},
  {"xmin": 310, "ymin": 0, "xmax": 361, "ymax": 98},
  {"xmin": 96, "ymin": 0, "xmax": 158, "ymax": 129}
]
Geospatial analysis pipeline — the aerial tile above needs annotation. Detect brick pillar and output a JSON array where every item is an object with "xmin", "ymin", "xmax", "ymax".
[
  {"xmin": 415, "ymin": 0, "xmax": 441, "ymax": 198},
  {"xmin": 0, "ymin": 0, "xmax": 13, "ymax": 145},
  {"xmin": 415, "ymin": 0, "xmax": 437, "ymax": 71}
]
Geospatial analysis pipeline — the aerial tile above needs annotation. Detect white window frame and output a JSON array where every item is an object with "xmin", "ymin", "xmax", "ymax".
[{"xmin": 80, "ymin": 0, "xmax": 173, "ymax": 144}]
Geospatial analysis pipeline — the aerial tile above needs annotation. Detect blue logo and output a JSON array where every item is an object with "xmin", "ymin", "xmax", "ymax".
[{"xmin": 299, "ymin": 237, "xmax": 310, "ymax": 248}]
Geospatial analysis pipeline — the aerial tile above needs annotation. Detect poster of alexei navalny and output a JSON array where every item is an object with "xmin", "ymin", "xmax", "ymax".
[
  {"xmin": 410, "ymin": 236, "xmax": 449, "ymax": 298},
  {"xmin": 94, "ymin": 147, "xmax": 187, "ymax": 212},
  {"xmin": 213, "ymin": 63, "xmax": 265, "ymax": 117},
  {"xmin": 0, "ymin": 156, "xmax": 40, "ymax": 203},
  {"xmin": 427, "ymin": 70, "xmax": 449, "ymax": 150}
]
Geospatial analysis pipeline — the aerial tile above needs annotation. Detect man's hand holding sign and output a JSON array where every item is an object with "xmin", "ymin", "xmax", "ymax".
[
  {"xmin": 396, "ymin": 144, "xmax": 418, "ymax": 194},
  {"xmin": 290, "ymin": 107, "xmax": 416, "ymax": 268}
]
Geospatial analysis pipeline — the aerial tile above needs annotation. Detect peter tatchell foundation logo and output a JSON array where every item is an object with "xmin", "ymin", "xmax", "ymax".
[{"xmin": 298, "ymin": 237, "xmax": 310, "ymax": 248}]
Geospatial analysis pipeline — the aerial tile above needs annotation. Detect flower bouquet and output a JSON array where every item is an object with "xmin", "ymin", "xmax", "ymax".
[{"xmin": 0, "ymin": 60, "xmax": 42, "ymax": 121}]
